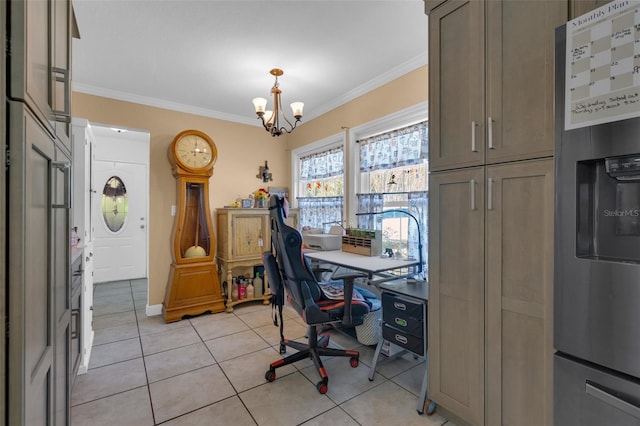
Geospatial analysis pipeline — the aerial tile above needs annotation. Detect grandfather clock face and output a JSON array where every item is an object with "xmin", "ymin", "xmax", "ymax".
[{"xmin": 170, "ymin": 129, "xmax": 217, "ymax": 174}]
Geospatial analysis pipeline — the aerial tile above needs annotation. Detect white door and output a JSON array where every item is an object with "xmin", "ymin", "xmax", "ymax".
[{"xmin": 92, "ymin": 160, "xmax": 147, "ymax": 282}]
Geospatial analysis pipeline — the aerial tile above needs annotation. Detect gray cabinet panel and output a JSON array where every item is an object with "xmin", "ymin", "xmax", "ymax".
[
  {"xmin": 428, "ymin": 167, "xmax": 485, "ymax": 425},
  {"xmin": 8, "ymin": 101, "xmax": 58, "ymax": 425},
  {"xmin": 485, "ymin": 159, "xmax": 554, "ymax": 426}
]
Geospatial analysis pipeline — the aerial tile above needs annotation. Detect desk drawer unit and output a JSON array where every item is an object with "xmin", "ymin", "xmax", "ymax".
[{"xmin": 382, "ymin": 292, "xmax": 425, "ymax": 356}]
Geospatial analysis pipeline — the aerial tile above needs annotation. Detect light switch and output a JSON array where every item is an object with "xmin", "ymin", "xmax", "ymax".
[{"xmin": 171, "ymin": 205, "xmax": 176, "ymax": 216}]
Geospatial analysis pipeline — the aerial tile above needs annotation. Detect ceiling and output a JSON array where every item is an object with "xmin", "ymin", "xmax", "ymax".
[{"xmin": 71, "ymin": 1, "xmax": 428, "ymax": 127}]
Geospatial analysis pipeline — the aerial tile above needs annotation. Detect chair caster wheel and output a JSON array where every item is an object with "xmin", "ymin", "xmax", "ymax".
[
  {"xmin": 265, "ymin": 370, "xmax": 276, "ymax": 382},
  {"xmin": 350, "ymin": 357, "xmax": 359, "ymax": 368},
  {"xmin": 316, "ymin": 381, "xmax": 328, "ymax": 394}
]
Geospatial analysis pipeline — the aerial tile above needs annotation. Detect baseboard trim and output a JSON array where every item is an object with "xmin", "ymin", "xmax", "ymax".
[{"xmin": 146, "ymin": 304, "xmax": 162, "ymax": 316}]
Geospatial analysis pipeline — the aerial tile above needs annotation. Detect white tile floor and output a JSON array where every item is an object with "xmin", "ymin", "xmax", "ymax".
[{"xmin": 71, "ymin": 279, "xmax": 456, "ymax": 425}]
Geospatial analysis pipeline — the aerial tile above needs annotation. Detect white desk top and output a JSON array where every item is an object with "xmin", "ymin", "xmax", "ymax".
[{"xmin": 304, "ymin": 250, "xmax": 419, "ymax": 275}]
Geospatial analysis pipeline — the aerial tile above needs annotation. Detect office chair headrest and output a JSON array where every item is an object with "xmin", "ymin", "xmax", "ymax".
[{"xmin": 268, "ymin": 194, "xmax": 289, "ymax": 218}]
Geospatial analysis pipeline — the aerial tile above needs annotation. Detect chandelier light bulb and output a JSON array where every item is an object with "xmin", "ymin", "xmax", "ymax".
[
  {"xmin": 290, "ymin": 102, "xmax": 304, "ymax": 119},
  {"xmin": 252, "ymin": 97, "xmax": 267, "ymax": 114}
]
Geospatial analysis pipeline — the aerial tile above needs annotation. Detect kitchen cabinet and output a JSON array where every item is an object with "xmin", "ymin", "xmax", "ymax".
[
  {"xmin": 9, "ymin": 0, "xmax": 72, "ymax": 153},
  {"xmin": 428, "ymin": 159, "xmax": 554, "ymax": 425},
  {"xmin": 216, "ymin": 207, "xmax": 298, "ymax": 312},
  {"xmin": 485, "ymin": 159, "xmax": 554, "ymax": 426},
  {"xmin": 72, "ymin": 119, "xmax": 95, "ymax": 373},
  {"xmin": 426, "ymin": 0, "xmax": 560, "ymax": 424},
  {"xmin": 72, "ymin": 119, "xmax": 95, "ymax": 245},
  {"xmin": 428, "ymin": 0, "xmax": 564, "ymax": 172},
  {"xmin": 428, "ymin": 0, "xmax": 484, "ymax": 171},
  {"xmin": 6, "ymin": 0, "xmax": 74, "ymax": 423},
  {"xmin": 70, "ymin": 252, "xmax": 83, "ymax": 384},
  {"xmin": 428, "ymin": 166, "xmax": 485, "ymax": 425},
  {"xmin": 7, "ymin": 102, "xmax": 71, "ymax": 425}
]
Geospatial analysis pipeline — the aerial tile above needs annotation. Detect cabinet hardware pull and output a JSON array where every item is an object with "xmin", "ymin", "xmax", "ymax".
[
  {"xmin": 393, "ymin": 302, "xmax": 407, "ymax": 310},
  {"xmin": 395, "ymin": 318, "xmax": 408, "ymax": 327},
  {"xmin": 471, "ymin": 121, "xmax": 479, "ymax": 152},
  {"xmin": 585, "ymin": 381, "xmax": 640, "ymax": 419},
  {"xmin": 470, "ymin": 179, "xmax": 477, "ymax": 211},
  {"xmin": 395, "ymin": 334, "xmax": 408, "ymax": 344},
  {"xmin": 487, "ymin": 178, "xmax": 494, "ymax": 210},
  {"xmin": 487, "ymin": 117, "xmax": 494, "ymax": 149},
  {"xmin": 52, "ymin": 162, "xmax": 71, "ymax": 209},
  {"xmin": 52, "ymin": 67, "xmax": 71, "ymax": 123},
  {"xmin": 71, "ymin": 308, "xmax": 80, "ymax": 339}
]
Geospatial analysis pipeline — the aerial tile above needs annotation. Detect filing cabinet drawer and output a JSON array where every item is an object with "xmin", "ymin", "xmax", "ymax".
[
  {"xmin": 382, "ymin": 324, "xmax": 425, "ymax": 356},
  {"xmin": 382, "ymin": 292, "xmax": 424, "ymax": 337},
  {"xmin": 383, "ymin": 311, "xmax": 423, "ymax": 337},
  {"xmin": 382, "ymin": 292, "xmax": 423, "ymax": 320}
]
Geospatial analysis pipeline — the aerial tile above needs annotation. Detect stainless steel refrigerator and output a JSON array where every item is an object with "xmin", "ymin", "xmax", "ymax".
[{"xmin": 554, "ymin": 24, "xmax": 640, "ymax": 425}]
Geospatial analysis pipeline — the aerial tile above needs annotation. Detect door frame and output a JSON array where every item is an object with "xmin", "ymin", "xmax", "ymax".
[{"xmin": 91, "ymin": 124, "xmax": 150, "ymax": 282}]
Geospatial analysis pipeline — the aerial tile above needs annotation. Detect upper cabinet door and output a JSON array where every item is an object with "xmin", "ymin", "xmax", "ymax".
[
  {"xmin": 485, "ymin": 0, "xmax": 567, "ymax": 164},
  {"xmin": 9, "ymin": 0, "xmax": 52, "ymax": 126},
  {"xmin": 52, "ymin": 0, "xmax": 72, "ymax": 151},
  {"xmin": 429, "ymin": 0, "xmax": 485, "ymax": 171},
  {"xmin": 9, "ymin": 0, "xmax": 72, "ymax": 152}
]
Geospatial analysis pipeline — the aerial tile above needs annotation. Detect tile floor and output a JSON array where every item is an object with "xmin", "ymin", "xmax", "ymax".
[{"xmin": 71, "ymin": 279, "xmax": 456, "ymax": 426}]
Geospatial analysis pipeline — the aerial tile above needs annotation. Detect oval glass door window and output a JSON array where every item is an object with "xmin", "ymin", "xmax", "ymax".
[{"xmin": 101, "ymin": 176, "xmax": 128, "ymax": 232}]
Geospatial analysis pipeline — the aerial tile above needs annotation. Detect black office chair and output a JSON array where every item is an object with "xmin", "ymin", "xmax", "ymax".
[{"xmin": 263, "ymin": 194, "xmax": 378, "ymax": 394}]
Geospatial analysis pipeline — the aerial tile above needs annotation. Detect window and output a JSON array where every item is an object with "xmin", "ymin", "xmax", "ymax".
[
  {"xmin": 356, "ymin": 121, "xmax": 428, "ymax": 274},
  {"xmin": 101, "ymin": 176, "xmax": 128, "ymax": 232},
  {"xmin": 297, "ymin": 146, "xmax": 344, "ymax": 231}
]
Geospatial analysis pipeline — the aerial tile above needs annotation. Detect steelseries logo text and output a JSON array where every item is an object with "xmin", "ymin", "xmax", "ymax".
[{"xmin": 603, "ymin": 209, "xmax": 640, "ymax": 217}]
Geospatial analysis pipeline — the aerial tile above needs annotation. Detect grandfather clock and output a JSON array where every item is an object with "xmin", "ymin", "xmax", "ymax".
[{"xmin": 163, "ymin": 129, "xmax": 225, "ymax": 322}]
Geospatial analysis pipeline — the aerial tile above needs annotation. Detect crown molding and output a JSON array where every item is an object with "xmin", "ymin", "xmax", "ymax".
[{"xmin": 72, "ymin": 52, "xmax": 428, "ymax": 127}]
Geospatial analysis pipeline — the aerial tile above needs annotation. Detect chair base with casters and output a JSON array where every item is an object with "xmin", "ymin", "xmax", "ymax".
[
  {"xmin": 265, "ymin": 322, "xmax": 360, "ymax": 394},
  {"xmin": 263, "ymin": 251, "xmax": 366, "ymax": 394}
]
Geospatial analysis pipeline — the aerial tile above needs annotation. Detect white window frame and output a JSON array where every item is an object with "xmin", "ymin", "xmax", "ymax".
[
  {"xmin": 290, "ymin": 132, "xmax": 346, "ymax": 209},
  {"xmin": 347, "ymin": 101, "xmax": 428, "ymax": 225}
]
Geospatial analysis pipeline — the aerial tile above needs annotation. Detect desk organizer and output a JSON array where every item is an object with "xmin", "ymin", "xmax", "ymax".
[{"xmin": 341, "ymin": 228, "xmax": 382, "ymax": 256}]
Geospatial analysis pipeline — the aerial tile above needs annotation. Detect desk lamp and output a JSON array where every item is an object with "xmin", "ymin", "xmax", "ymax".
[{"xmin": 355, "ymin": 209, "xmax": 424, "ymax": 277}]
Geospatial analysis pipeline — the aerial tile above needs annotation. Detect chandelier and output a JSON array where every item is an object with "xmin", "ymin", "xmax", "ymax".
[{"xmin": 252, "ymin": 68, "xmax": 304, "ymax": 137}]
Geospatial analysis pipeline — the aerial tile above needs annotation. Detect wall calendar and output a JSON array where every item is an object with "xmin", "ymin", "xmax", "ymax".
[{"xmin": 565, "ymin": 0, "xmax": 640, "ymax": 130}]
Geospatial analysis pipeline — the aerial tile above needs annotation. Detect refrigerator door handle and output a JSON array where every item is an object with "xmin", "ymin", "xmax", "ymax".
[{"xmin": 585, "ymin": 381, "xmax": 640, "ymax": 420}]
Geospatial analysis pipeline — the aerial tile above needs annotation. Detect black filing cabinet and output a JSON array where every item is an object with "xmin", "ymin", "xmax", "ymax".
[
  {"xmin": 369, "ymin": 279, "xmax": 430, "ymax": 414},
  {"xmin": 382, "ymin": 292, "xmax": 426, "ymax": 356}
]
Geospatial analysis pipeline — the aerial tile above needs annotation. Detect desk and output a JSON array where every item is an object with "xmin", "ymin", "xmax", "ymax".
[
  {"xmin": 304, "ymin": 250, "xmax": 420, "ymax": 326},
  {"xmin": 304, "ymin": 250, "xmax": 420, "ymax": 283},
  {"xmin": 368, "ymin": 279, "xmax": 435, "ymax": 415}
]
